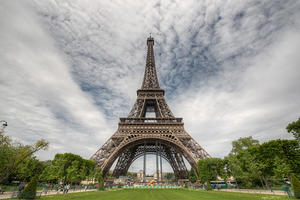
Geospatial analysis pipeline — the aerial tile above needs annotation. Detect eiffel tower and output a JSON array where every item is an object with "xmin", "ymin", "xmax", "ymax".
[{"xmin": 91, "ymin": 36, "xmax": 210, "ymax": 181}]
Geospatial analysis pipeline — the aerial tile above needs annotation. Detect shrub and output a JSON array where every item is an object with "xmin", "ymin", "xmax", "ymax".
[
  {"xmin": 99, "ymin": 178, "xmax": 104, "ymax": 190},
  {"xmin": 291, "ymin": 173, "xmax": 300, "ymax": 199},
  {"xmin": 206, "ymin": 181, "xmax": 212, "ymax": 191},
  {"xmin": 19, "ymin": 176, "xmax": 38, "ymax": 199},
  {"xmin": 184, "ymin": 183, "xmax": 188, "ymax": 188},
  {"xmin": 95, "ymin": 167, "xmax": 104, "ymax": 190}
]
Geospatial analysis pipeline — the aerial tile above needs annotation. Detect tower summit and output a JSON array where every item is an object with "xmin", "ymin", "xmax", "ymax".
[
  {"xmin": 141, "ymin": 36, "xmax": 160, "ymax": 89},
  {"xmin": 91, "ymin": 37, "xmax": 210, "ymax": 180}
]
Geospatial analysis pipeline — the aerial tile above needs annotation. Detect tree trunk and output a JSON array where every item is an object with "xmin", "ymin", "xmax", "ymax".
[
  {"xmin": 262, "ymin": 175, "xmax": 269, "ymax": 189},
  {"xmin": 259, "ymin": 176, "xmax": 265, "ymax": 189}
]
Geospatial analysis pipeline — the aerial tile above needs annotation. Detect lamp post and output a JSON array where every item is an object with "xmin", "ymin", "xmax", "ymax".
[{"xmin": 0, "ymin": 120, "xmax": 7, "ymax": 133}]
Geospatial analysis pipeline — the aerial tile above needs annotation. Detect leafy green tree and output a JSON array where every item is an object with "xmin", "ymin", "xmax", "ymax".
[
  {"xmin": 126, "ymin": 172, "xmax": 137, "ymax": 178},
  {"xmin": 0, "ymin": 130, "xmax": 48, "ymax": 183},
  {"xmin": 291, "ymin": 173, "xmax": 300, "ymax": 198},
  {"xmin": 189, "ymin": 168, "xmax": 197, "ymax": 183},
  {"xmin": 273, "ymin": 157, "xmax": 292, "ymax": 181},
  {"xmin": 19, "ymin": 175, "xmax": 39, "ymax": 199},
  {"xmin": 84, "ymin": 160, "xmax": 97, "ymax": 181},
  {"xmin": 227, "ymin": 148, "xmax": 264, "ymax": 187},
  {"xmin": 226, "ymin": 137, "xmax": 263, "ymax": 187},
  {"xmin": 95, "ymin": 167, "xmax": 104, "ymax": 190},
  {"xmin": 17, "ymin": 157, "xmax": 45, "ymax": 182},
  {"xmin": 66, "ymin": 160, "xmax": 82, "ymax": 183},
  {"xmin": 105, "ymin": 172, "xmax": 112, "ymax": 179},
  {"xmin": 287, "ymin": 117, "xmax": 300, "ymax": 142},
  {"xmin": 206, "ymin": 180, "xmax": 212, "ymax": 190},
  {"xmin": 198, "ymin": 158, "xmax": 225, "ymax": 183},
  {"xmin": 226, "ymin": 138, "xmax": 300, "ymax": 188},
  {"xmin": 166, "ymin": 173, "xmax": 173, "ymax": 181},
  {"xmin": 39, "ymin": 161, "xmax": 57, "ymax": 183},
  {"xmin": 230, "ymin": 136, "xmax": 259, "ymax": 155},
  {"xmin": 48, "ymin": 153, "xmax": 96, "ymax": 184},
  {"xmin": 0, "ymin": 129, "xmax": 10, "ymax": 145},
  {"xmin": 251, "ymin": 139, "xmax": 300, "ymax": 182}
]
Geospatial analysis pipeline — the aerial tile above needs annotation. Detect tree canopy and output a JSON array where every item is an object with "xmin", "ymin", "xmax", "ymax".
[
  {"xmin": 41, "ymin": 153, "xmax": 96, "ymax": 184},
  {"xmin": 286, "ymin": 117, "xmax": 300, "ymax": 142},
  {"xmin": 189, "ymin": 168, "xmax": 197, "ymax": 183},
  {"xmin": 198, "ymin": 158, "xmax": 225, "ymax": 183},
  {"xmin": 225, "ymin": 137, "xmax": 300, "ymax": 187},
  {"xmin": 0, "ymin": 130, "xmax": 48, "ymax": 183},
  {"xmin": 230, "ymin": 136, "xmax": 259, "ymax": 155}
]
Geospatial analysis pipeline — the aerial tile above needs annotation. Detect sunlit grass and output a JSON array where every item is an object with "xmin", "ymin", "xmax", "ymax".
[{"xmin": 40, "ymin": 189, "xmax": 289, "ymax": 200}]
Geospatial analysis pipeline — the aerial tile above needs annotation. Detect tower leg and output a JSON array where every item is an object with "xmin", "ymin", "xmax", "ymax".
[
  {"xmin": 156, "ymin": 141, "xmax": 159, "ymax": 182},
  {"xmin": 160, "ymin": 142, "xmax": 162, "ymax": 182},
  {"xmin": 143, "ymin": 142, "xmax": 146, "ymax": 182}
]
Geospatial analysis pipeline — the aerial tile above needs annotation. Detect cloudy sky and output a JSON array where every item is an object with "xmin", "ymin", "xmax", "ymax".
[{"xmin": 1, "ymin": 0, "xmax": 300, "ymax": 174}]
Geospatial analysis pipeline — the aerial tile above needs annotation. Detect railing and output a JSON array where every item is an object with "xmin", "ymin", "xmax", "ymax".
[{"xmin": 119, "ymin": 118, "xmax": 183, "ymax": 124}]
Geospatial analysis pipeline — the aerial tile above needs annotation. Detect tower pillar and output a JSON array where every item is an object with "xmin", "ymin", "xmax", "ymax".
[
  {"xmin": 143, "ymin": 141, "xmax": 146, "ymax": 182},
  {"xmin": 160, "ymin": 142, "xmax": 162, "ymax": 182}
]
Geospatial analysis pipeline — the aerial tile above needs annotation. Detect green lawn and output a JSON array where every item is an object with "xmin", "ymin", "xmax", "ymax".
[{"xmin": 40, "ymin": 189, "xmax": 290, "ymax": 200}]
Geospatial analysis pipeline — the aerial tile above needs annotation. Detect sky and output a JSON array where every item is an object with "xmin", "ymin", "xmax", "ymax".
[{"xmin": 0, "ymin": 0, "xmax": 300, "ymax": 174}]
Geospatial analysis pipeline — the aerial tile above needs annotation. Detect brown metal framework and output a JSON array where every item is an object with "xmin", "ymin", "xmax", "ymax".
[{"xmin": 91, "ymin": 36, "xmax": 210, "ymax": 180}]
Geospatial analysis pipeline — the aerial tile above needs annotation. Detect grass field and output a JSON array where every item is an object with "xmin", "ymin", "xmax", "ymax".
[{"xmin": 40, "ymin": 189, "xmax": 290, "ymax": 200}]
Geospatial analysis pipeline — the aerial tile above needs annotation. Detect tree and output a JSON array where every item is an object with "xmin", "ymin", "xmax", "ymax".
[
  {"xmin": 227, "ymin": 148, "xmax": 264, "ymax": 187},
  {"xmin": 66, "ymin": 160, "xmax": 82, "ymax": 183},
  {"xmin": 39, "ymin": 161, "xmax": 56, "ymax": 183},
  {"xmin": 0, "ymin": 128, "xmax": 10, "ymax": 145},
  {"xmin": 198, "ymin": 158, "xmax": 225, "ymax": 183},
  {"xmin": 126, "ymin": 172, "xmax": 137, "ymax": 178},
  {"xmin": 17, "ymin": 157, "xmax": 45, "ymax": 182},
  {"xmin": 189, "ymin": 168, "xmax": 197, "ymax": 183},
  {"xmin": 226, "ymin": 137, "xmax": 263, "ymax": 187},
  {"xmin": 251, "ymin": 139, "xmax": 300, "ymax": 182},
  {"xmin": 230, "ymin": 136, "xmax": 259, "ymax": 155},
  {"xmin": 287, "ymin": 117, "xmax": 300, "ymax": 142},
  {"xmin": 95, "ymin": 167, "xmax": 104, "ymax": 190},
  {"xmin": 291, "ymin": 173, "xmax": 300, "ymax": 198},
  {"xmin": 226, "ymin": 138, "xmax": 300, "ymax": 188},
  {"xmin": 0, "ymin": 131, "xmax": 48, "ymax": 183},
  {"xmin": 47, "ymin": 153, "xmax": 96, "ymax": 184},
  {"xmin": 84, "ymin": 160, "xmax": 97, "ymax": 181},
  {"xmin": 206, "ymin": 180, "xmax": 212, "ymax": 190},
  {"xmin": 273, "ymin": 156, "xmax": 292, "ymax": 181},
  {"xmin": 19, "ymin": 175, "xmax": 39, "ymax": 199},
  {"xmin": 166, "ymin": 173, "xmax": 173, "ymax": 181}
]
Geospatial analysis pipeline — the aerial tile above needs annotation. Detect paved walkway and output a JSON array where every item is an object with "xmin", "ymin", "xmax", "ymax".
[
  {"xmin": 219, "ymin": 188, "xmax": 287, "ymax": 196},
  {"xmin": 0, "ymin": 189, "xmax": 96, "ymax": 199}
]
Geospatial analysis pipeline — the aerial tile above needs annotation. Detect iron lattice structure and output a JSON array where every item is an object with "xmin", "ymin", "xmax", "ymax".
[{"xmin": 91, "ymin": 37, "xmax": 210, "ymax": 180}]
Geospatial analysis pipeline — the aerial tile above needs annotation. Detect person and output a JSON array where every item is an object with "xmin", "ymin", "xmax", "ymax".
[
  {"xmin": 282, "ymin": 184, "xmax": 292, "ymax": 198},
  {"xmin": 268, "ymin": 184, "xmax": 273, "ymax": 193},
  {"xmin": 66, "ymin": 184, "xmax": 70, "ymax": 193},
  {"xmin": 18, "ymin": 183, "xmax": 25, "ymax": 193},
  {"xmin": 57, "ymin": 185, "xmax": 62, "ymax": 194},
  {"xmin": 63, "ymin": 185, "xmax": 67, "ymax": 194},
  {"xmin": 0, "ymin": 185, "xmax": 4, "ymax": 194},
  {"xmin": 84, "ymin": 185, "xmax": 87, "ymax": 192}
]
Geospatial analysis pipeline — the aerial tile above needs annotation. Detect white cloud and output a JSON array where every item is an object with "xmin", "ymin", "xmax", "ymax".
[
  {"xmin": 0, "ymin": 0, "xmax": 112, "ymax": 160},
  {"xmin": 173, "ymin": 30, "xmax": 300, "ymax": 157}
]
